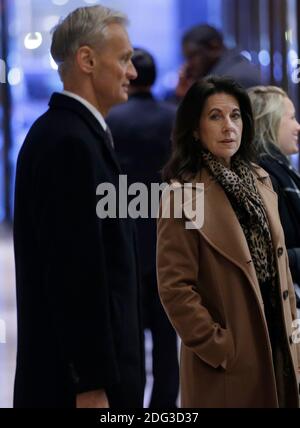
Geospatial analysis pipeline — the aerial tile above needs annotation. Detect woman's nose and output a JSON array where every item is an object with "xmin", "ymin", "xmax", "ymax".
[{"xmin": 223, "ymin": 117, "xmax": 235, "ymax": 131}]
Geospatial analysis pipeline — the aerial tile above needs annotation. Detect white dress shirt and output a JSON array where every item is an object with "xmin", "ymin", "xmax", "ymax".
[{"xmin": 62, "ymin": 90, "xmax": 107, "ymax": 132}]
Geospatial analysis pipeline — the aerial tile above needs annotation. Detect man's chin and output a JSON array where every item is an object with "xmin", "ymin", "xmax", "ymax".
[{"xmin": 119, "ymin": 93, "xmax": 129, "ymax": 103}]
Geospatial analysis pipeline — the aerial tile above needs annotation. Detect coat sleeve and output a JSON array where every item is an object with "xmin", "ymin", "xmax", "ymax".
[
  {"xmin": 33, "ymin": 137, "xmax": 119, "ymax": 394},
  {"xmin": 156, "ymin": 190, "xmax": 234, "ymax": 369},
  {"xmin": 285, "ymin": 253, "xmax": 300, "ymax": 370},
  {"xmin": 265, "ymin": 170, "xmax": 300, "ymax": 370},
  {"xmin": 266, "ymin": 172, "xmax": 300, "ymax": 370},
  {"xmin": 268, "ymin": 171, "xmax": 300, "ymax": 285}
]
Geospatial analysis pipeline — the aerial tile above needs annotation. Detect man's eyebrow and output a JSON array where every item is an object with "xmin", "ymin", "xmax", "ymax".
[
  {"xmin": 120, "ymin": 50, "xmax": 133, "ymax": 59},
  {"xmin": 126, "ymin": 50, "xmax": 134, "ymax": 58}
]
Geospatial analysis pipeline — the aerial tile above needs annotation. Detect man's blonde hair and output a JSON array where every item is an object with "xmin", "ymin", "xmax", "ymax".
[{"xmin": 51, "ymin": 5, "xmax": 128, "ymax": 80}]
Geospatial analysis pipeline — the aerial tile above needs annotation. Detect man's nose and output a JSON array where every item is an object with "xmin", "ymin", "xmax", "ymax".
[{"xmin": 128, "ymin": 61, "xmax": 137, "ymax": 80}]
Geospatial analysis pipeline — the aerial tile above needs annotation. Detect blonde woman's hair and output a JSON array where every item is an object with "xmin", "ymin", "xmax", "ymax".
[
  {"xmin": 248, "ymin": 85, "xmax": 287, "ymax": 156},
  {"xmin": 51, "ymin": 5, "xmax": 128, "ymax": 81}
]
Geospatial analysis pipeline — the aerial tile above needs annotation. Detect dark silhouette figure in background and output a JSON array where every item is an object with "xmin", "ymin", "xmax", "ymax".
[
  {"xmin": 249, "ymin": 86, "xmax": 300, "ymax": 309},
  {"xmin": 107, "ymin": 48, "xmax": 179, "ymax": 408},
  {"xmin": 176, "ymin": 24, "xmax": 261, "ymax": 99}
]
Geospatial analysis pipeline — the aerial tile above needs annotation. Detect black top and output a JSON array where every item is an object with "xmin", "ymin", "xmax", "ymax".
[{"xmin": 259, "ymin": 145, "xmax": 300, "ymax": 306}]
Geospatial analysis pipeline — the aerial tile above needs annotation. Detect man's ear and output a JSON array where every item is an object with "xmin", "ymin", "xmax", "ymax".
[{"xmin": 76, "ymin": 46, "xmax": 95, "ymax": 74}]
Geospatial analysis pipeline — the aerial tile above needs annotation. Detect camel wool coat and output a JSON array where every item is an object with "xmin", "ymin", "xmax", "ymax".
[{"xmin": 157, "ymin": 166, "xmax": 300, "ymax": 408}]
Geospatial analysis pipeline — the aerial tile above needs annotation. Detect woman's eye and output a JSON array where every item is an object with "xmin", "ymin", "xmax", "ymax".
[
  {"xmin": 232, "ymin": 113, "xmax": 241, "ymax": 120},
  {"xmin": 210, "ymin": 114, "xmax": 221, "ymax": 120}
]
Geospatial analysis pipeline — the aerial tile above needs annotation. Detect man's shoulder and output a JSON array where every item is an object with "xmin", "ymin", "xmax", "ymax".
[
  {"xmin": 19, "ymin": 106, "xmax": 98, "ymax": 165},
  {"xmin": 27, "ymin": 99, "xmax": 102, "ymax": 141},
  {"xmin": 29, "ymin": 104, "xmax": 81, "ymax": 131},
  {"xmin": 155, "ymin": 100, "xmax": 177, "ymax": 118},
  {"xmin": 109, "ymin": 96, "xmax": 176, "ymax": 118},
  {"xmin": 213, "ymin": 49, "xmax": 261, "ymax": 88}
]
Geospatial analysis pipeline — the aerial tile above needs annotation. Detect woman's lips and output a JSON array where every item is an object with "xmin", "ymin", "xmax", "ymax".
[{"xmin": 220, "ymin": 139, "xmax": 235, "ymax": 143}]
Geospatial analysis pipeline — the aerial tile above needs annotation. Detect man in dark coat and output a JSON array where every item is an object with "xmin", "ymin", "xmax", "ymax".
[
  {"xmin": 175, "ymin": 24, "xmax": 261, "ymax": 100},
  {"xmin": 13, "ymin": 5, "xmax": 144, "ymax": 408},
  {"xmin": 107, "ymin": 48, "xmax": 179, "ymax": 408}
]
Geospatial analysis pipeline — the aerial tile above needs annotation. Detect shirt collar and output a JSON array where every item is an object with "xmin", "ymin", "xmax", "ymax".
[{"xmin": 62, "ymin": 90, "xmax": 107, "ymax": 132}]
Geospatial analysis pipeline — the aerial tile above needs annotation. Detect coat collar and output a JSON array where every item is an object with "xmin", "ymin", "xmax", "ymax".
[
  {"xmin": 49, "ymin": 93, "xmax": 122, "ymax": 173},
  {"xmin": 179, "ymin": 166, "xmax": 280, "ymax": 305}
]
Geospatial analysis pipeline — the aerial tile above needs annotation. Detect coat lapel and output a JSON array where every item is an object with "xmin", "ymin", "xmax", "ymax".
[
  {"xmin": 181, "ymin": 167, "xmax": 278, "ymax": 305},
  {"xmin": 49, "ymin": 93, "xmax": 122, "ymax": 173},
  {"xmin": 255, "ymin": 175, "xmax": 281, "ymax": 250}
]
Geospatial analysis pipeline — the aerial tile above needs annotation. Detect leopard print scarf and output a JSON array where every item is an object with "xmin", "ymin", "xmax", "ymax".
[{"xmin": 201, "ymin": 151, "xmax": 277, "ymax": 284}]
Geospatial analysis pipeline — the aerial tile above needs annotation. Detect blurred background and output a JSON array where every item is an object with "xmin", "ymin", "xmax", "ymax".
[{"xmin": 0, "ymin": 0, "xmax": 300, "ymax": 408}]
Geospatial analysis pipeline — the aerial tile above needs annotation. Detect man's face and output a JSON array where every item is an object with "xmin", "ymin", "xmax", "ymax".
[
  {"xmin": 92, "ymin": 23, "xmax": 137, "ymax": 115},
  {"xmin": 183, "ymin": 42, "xmax": 214, "ymax": 80}
]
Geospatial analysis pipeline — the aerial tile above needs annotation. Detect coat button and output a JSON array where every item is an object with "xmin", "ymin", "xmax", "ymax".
[
  {"xmin": 277, "ymin": 247, "xmax": 284, "ymax": 257},
  {"xmin": 289, "ymin": 335, "xmax": 293, "ymax": 345},
  {"xmin": 283, "ymin": 290, "xmax": 289, "ymax": 300}
]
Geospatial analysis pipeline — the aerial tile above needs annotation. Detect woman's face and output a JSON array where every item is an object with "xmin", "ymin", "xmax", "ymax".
[
  {"xmin": 277, "ymin": 97, "xmax": 300, "ymax": 156},
  {"xmin": 195, "ymin": 92, "xmax": 243, "ymax": 168}
]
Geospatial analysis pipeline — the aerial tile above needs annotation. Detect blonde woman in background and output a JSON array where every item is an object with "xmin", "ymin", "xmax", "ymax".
[{"xmin": 248, "ymin": 86, "xmax": 300, "ymax": 315}]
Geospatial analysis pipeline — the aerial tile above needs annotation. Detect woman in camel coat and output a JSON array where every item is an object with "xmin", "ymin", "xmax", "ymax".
[{"xmin": 157, "ymin": 76, "xmax": 300, "ymax": 408}]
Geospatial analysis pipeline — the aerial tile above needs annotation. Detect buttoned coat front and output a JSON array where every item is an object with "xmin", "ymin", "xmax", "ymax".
[{"xmin": 157, "ymin": 166, "xmax": 300, "ymax": 408}]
